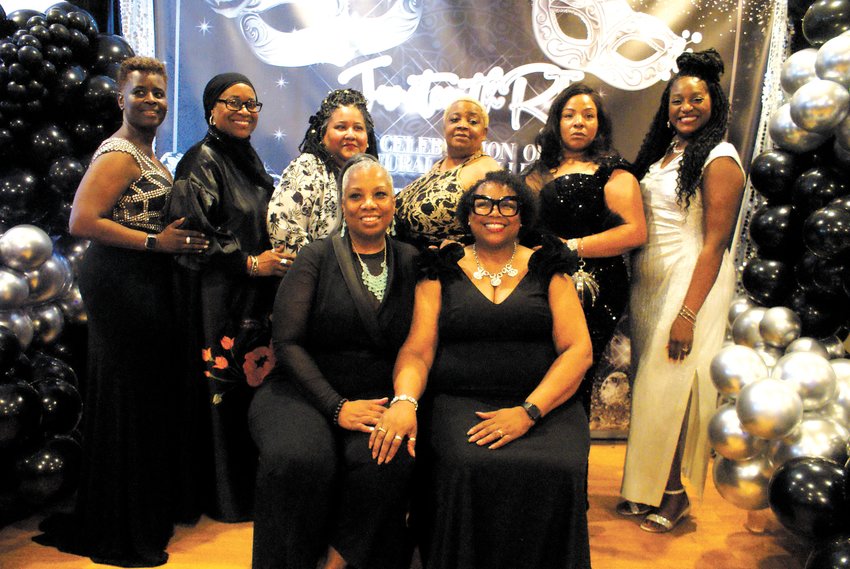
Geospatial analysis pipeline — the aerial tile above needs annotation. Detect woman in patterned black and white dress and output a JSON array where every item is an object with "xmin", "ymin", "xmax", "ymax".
[{"xmin": 267, "ymin": 88, "xmax": 379, "ymax": 256}]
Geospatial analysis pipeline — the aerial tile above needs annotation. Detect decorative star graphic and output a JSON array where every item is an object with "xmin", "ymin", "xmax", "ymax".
[
  {"xmin": 273, "ymin": 129, "xmax": 287, "ymax": 141},
  {"xmin": 276, "ymin": 76, "xmax": 288, "ymax": 89},
  {"xmin": 197, "ymin": 19, "xmax": 212, "ymax": 35}
]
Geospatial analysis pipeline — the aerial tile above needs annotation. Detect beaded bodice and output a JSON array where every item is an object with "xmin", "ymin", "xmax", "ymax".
[{"xmin": 93, "ymin": 138, "xmax": 172, "ymax": 233}]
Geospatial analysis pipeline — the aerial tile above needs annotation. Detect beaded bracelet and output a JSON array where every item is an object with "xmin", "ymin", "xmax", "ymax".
[
  {"xmin": 248, "ymin": 255, "xmax": 259, "ymax": 277},
  {"xmin": 333, "ymin": 398, "xmax": 348, "ymax": 426}
]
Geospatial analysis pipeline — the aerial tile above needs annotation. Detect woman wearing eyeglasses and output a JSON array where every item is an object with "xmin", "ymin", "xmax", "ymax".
[
  {"xmin": 376, "ymin": 170, "xmax": 594, "ymax": 569},
  {"xmin": 168, "ymin": 73, "xmax": 288, "ymax": 523}
]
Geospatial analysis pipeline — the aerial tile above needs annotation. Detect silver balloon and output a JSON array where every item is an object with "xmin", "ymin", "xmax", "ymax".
[
  {"xmin": 782, "ymin": 47, "xmax": 819, "ymax": 94},
  {"xmin": 736, "ymin": 378, "xmax": 803, "ymax": 439},
  {"xmin": 0, "ymin": 309, "xmax": 34, "ymax": 349},
  {"xmin": 710, "ymin": 344, "xmax": 769, "ymax": 396},
  {"xmin": 769, "ymin": 103, "xmax": 829, "ymax": 152},
  {"xmin": 786, "ymin": 336, "xmax": 829, "ymax": 358},
  {"xmin": 59, "ymin": 285, "xmax": 87, "ymax": 325},
  {"xmin": 768, "ymin": 415, "xmax": 850, "ymax": 468},
  {"xmin": 822, "ymin": 335, "xmax": 847, "ymax": 359},
  {"xmin": 709, "ymin": 403, "xmax": 768, "ymax": 461},
  {"xmin": 712, "ymin": 455, "xmax": 772, "ymax": 510},
  {"xmin": 821, "ymin": 400, "xmax": 850, "ymax": 428},
  {"xmin": 772, "ymin": 351, "xmax": 837, "ymax": 411},
  {"xmin": 790, "ymin": 79, "xmax": 850, "ymax": 133},
  {"xmin": 754, "ymin": 343, "xmax": 784, "ymax": 369},
  {"xmin": 817, "ymin": 33, "xmax": 850, "ymax": 89},
  {"xmin": 25, "ymin": 254, "xmax": 72, "ymax": 304},
  {"xmin": 759, "ymin": 307, "xmax": 802, "ymax": 348},
  {"xmin": 0, "ymin": 269, "xmax": 29, "ymax": 310},
  {"xmin": 832, "ymin": 358, "xmax": 850, "ymax": 380},
  {"xmin": 62, "ymin": 239, "xmax": 90, "ymax": 276},
  {"xmin": 0, "ymin": 225, "xmax": 53, "ymax": 272},
  {"xmin": 732, "ymin": 307, "xmax": 767, "ymax": 347},
  {"xmin": 29, "ymin": 303, "xmax": 65, "ymax": 345},
  {"xmin": 728, "ymin": 296, "xmax": 756, "ymax": 328}
]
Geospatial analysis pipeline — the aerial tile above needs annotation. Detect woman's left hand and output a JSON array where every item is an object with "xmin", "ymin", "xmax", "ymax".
[
  {"xmin": 468, "ymin": 407, "xmax": 534, "ymax": 449},
  {"xmin": 369, "ymin": 402, "xmax": 417, "ymax": 465},
  {"xmin": 667, "ymin": 317, "xmax": 695, "ymax": 361}
]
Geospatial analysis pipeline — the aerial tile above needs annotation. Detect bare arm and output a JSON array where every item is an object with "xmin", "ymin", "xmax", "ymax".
[
  {"xmin": 571, "ymin": 169, "xmax": 647, "ymax": 258},
  {"xmin": 667, "ymin": 156, "xmax": 745, "ymax": 360},
  {"xmin": 69, "ymin": 151, "xmax": 207, "ymax": 253},
  {"xmin": 469, "ymin": 273, "xmax": 593, "ymax": 448},
  {"xmin": 370, "ymin": 277, "xmax": 442, "ymax": 463}
]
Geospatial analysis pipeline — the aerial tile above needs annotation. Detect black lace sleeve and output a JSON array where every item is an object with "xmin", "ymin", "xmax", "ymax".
[
  {"xmin": 528, "ymin": 233, "xmax": 579, "ymax": 282},
  {"xmin": 416, "ymin": 242, "xmax": 464, "ymax": 282}
]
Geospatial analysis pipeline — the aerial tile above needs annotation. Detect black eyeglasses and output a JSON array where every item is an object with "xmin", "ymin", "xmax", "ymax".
[
  {"xmin": 472, "ymin": 195, "xmax": 520, "ymax": 217},
  {"xmin": 216, "ymin": 97, "xmax": 263, "ymax": 112}
]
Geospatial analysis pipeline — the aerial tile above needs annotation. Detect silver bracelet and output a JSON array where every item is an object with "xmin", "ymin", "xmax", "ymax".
[{"xmin": 390, "ymin": 394, "xmax": 419, "ymax": 411}]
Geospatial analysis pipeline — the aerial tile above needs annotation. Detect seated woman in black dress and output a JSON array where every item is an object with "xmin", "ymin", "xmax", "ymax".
[
  {"xmin": 374, "ymin": 170, "xmax": 594, "ymax": 569},
  {"xmin": 523, "ymin": 83, "xmax": 645, "ymax": 417},
  {"xmin": 249, "ymin": 154, "xmax": 418, "ymax": 569}
]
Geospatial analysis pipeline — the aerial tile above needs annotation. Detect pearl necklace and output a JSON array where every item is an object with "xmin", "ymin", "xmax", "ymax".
[
  {"xmin": 472, "ymin": 242, "xmax": 518, "ymax": 287},
  {"xmin": 353, "ymin": 243, "xmax": 388, "ymax": 302}
]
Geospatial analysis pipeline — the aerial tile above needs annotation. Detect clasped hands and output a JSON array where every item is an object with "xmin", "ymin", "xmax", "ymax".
[{"xmin": 337, "ymin": 397, "xmax": 417, "ymax": 465}]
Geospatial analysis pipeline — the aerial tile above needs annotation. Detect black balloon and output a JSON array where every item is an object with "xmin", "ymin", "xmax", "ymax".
[
  {"xmin": 31, "ymin": 352, "xmax": 78, "ymax": 388},
  {"xmin": 91, "ymin": 34, "xmax": 134, "ymax": 76},
  {"xmin": 28, "ymin": 23, "xmax": 51, "ymax": 44},
  {"xmin": 0, "ymin": 169, "xmax": 38, "ymax": 209},
  {"xmin": 794, "ymin": 168, "xmax": 849, "ymax": 217},
  {"xmin": 797, "ymin": 250, "xmax": 850, "ymax": 296},
  {"xmin": 30, "ymin": 124, "xmax": 72, "ymax": 164},
  {"xmin": 6, "ymin": 117, "xmax": 31, "ymax": 135},
  {"xmin": 16, "ymin": 45, "xmax": 43, "ymax": 69},
  {"xmin": 68, "ymin": 28, "xmax": 89, "ymax": 52},
  {"xmin": 14, "ymin": 435, "xmax": 81, "ymax": 504},
  {"xmin": 808, "ymin": 536, "xmax": 850, "ymax": 569},
  {"xmin": 0, "ymin": 129, "xmax": 14, "ymax": 158},
  {"xmin": 14, "ymin": 33, "xmax": 41, "ymax": 50},
  {"xmin": 0, "ymin": 381, "xmax": 42, "ymax": 449},
  {"xmin": 7, "ymin": 10, "xmax": 42, "ymax": 31},
  {"xmin": 0, "ymin": 41, "xmax": 18, "ymax": 64},
  {"xmin": 750, "ymin": 150, "xmax": 797, "ymax": 203},
  {"xmin": 804, "ymin": 0, "xmax": 850, "ymax": 45},
  {"xmin": 770, "ymin": 457, "xmax": 849, "ymax": 541},
  {"xmin": 749, "ymin": 204, "xmax": 801, "ymax": 259},
  {"xmin": 46, "ymin": 156, "xmax": 85, "ymax": 198},
  {"xmin": 742, "ymin": 257, "xmax": 795, "ymax": 305},
  {"xmin": 831, "ymin": 195, "xmax": 850, "ymax": 213},
  {"xmin": 0, "ymin": 326, "xmax": 22, "ymax": 373},
  {"xmin": 2, "ymin": 353, "xmax": 33, "ymax": 384},
  {"xmin": 790, "ymin": 287, "xmax": 849, "ymax": 338},
  {"xmin": 804, "ymin": 206, "xmax": 850, "ymax": 258},
  {"xmin": 45, "ymin": 7, "xmax": 68, "ymax": 26},
  {"xmin": 33, "ymin": 378, "xmax": 81, "ymax": 435},
  {"xmin": 48, "ymin": 22, "xmax": 71, "ymax": 46},
  {"xmin": 81, "ymin": 74, "xmax": 119, "ymax": 112},
  {"xmin": 790, "ymin": 0, "xmax": 817, "ymax": 19},
  {"xmin": 51, "ymin": 64, "xmax": 87, "ymax": 107}
]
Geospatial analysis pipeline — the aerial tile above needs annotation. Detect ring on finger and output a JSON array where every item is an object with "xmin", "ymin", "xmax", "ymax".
[
  {"xmin": 394, "ymin": 435, "xmax": 403, "ymax": 441},
  {"xmin": 409, "ymin": 437, "xmax": 417, "ymax": 442},
  {"xmin": 377, "ymin": 427, "xmax": 387, "ymax": 433},
  {"xmin": 497, "ymin": 429, "xmax": 504, "ymax": 438},
  {"xmin": 186, "ymin": 236, "xmax": 191, "ymax": 245}
]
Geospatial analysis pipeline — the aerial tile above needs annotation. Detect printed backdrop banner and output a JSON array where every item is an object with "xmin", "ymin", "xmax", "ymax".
[
  {"xmin": 154, "ymin": 0, "xmax": 774, "ymax": 432},
  {"xmin": 154, "ymin": 0, "xmax": 773, "ymax": 185}
]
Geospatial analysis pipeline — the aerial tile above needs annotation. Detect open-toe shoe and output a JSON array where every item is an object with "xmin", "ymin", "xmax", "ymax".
[
  {"xmin": 615, "ymin": 500, "xmax": 652, "ymax": 517},
  {"xmin": 640, "ymin": 488, "xmax": 689, "ymax": 533}
]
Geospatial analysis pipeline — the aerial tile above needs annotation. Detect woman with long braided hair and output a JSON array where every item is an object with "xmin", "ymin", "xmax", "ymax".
[
  {"xmin": 618, "ymin": 49, "xmax": 745, "ymax": 533},
  {"xmin": 267, "ymin": 89, "xmax": 379, "ymax": 256}
]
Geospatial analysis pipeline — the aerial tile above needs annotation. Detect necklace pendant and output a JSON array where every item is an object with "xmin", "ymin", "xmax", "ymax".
[
  {"xmin": 473, "ymin": 268, "xmax": 485, "ymax": 281},
  {"xmin": 505, "ymin": 265, "xmax": 518, "ymax": 278},
  {"xmin": 490, "ymin": 275, "xmax": 502, "ymax": 287}
]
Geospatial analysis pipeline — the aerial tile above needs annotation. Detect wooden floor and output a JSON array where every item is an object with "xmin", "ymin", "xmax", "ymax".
[{"xmin": 0, "ymin": 442, "xmax": 810, "ymax": 568}]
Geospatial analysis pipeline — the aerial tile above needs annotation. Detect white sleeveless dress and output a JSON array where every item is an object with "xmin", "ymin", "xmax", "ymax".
[{"xmin": 621, "ymin": 142, "xmax": 743, "ymax": 506}]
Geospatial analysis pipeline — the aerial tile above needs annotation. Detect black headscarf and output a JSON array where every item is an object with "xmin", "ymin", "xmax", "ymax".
[{"xmin": 201, "ymin": 72, "xmax": 274, "ymax": 191}]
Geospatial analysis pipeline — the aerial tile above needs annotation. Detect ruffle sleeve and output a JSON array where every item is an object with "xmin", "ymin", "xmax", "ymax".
[
  {"xmin": 528, "ymin": 233, "xmax": 579, "ymax": 282},
  {"xmin": 416, "ymin": 242, "xmax": 464, "ymax": 282}
]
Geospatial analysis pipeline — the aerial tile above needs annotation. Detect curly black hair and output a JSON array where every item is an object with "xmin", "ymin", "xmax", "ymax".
[
  {"xmin": 632, "ymin": 48, "xmax": 729, "ymax": 209},
  {"xmin": 456, "ymin": 169, "xmax": 537, "ymax": 232},
  {"xmin": 298, "ymin": 88, "xmax": 379, "ymax": 172}
]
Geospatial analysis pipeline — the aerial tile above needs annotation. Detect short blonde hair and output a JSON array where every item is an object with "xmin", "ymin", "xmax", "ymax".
[
  {"xmin": 443, "ymin": 96, "xmax": 489, "ymax": 128},
  {"xmin": 117, "ymin": 56, "xmax": 167, "ymax": 89}
]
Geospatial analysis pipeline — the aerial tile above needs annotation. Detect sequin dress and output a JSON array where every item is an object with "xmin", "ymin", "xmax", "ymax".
[
  {"xmin": 533, "ymin": 160, "xmax": 631, "ymax": 413},
  {"xmin": 38, "ymin": 138, "xmax": 182, "ymax": 567}
]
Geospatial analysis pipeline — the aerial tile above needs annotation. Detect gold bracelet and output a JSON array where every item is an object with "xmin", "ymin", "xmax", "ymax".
[
  {"xmin": 677, "ymin": 307, "xmax": 696, "ymax": 328},
  {"xmin": 248, "ymin": 255, "xmax": 259, "ymax": 277}
]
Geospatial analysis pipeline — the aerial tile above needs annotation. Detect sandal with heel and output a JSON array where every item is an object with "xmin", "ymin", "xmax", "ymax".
[
  {"xmin": 615, "ymin": 500, "xmax": 652, "ymax": 517},
  {"xmin": 640, "ymin": 488, "xmax": 690, "ymax": 533}
]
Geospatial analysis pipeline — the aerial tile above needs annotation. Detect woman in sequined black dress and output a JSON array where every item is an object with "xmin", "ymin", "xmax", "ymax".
[{"xmin": 524, "ymin": 84, "xmax": 646, "ymax": 416}]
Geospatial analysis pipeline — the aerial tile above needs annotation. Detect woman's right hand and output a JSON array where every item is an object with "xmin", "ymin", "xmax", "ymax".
[
  {"xmin": 156, "ymin": 217, "xmax": 209, "ymax": 253},
  {"xmin": 337, "ymin": 397, "xmax": 388, "ymax": 433},
  {"xmin": 255, "ymin": 246, "xmax": 295, "ymax": 277}
]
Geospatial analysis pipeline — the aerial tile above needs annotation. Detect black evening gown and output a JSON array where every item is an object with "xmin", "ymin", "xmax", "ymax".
[
  {"xmin": 35, "ymin": 138, "xmax": 181, "ymax": 567},
  {"xmin": 249, "ymin": 235, "xmax": 418, "ymax": 569},
  {"xmin": 535, "ymin": 162, "xmax": 630, "ymax": 414},
  {"xmin": 417, "ymin": 244, "xmax": 591, "ymax": 569}
]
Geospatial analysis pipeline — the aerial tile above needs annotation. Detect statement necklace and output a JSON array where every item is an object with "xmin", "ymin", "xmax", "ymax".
[
  {"xmin": 472, "ymin": 242, "xmax": 518, "ymax": 287},
  {"xmin": 668, "ymin": 138, "xmax": 686, "ymax": 156},
  {"xmin": 354, "ymin": 243, "xmax": 388, "ymax": 302}
]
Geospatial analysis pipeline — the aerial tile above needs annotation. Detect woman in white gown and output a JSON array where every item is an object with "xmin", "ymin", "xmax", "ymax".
[{"xmin": 619, "ymin": 49, "xmax": 745, "ymax": 533}]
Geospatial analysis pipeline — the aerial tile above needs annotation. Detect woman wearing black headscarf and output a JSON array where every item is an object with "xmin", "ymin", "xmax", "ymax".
[{"xmin": 169, "ymin": 73, "xmax": 289, "ymax": 523}]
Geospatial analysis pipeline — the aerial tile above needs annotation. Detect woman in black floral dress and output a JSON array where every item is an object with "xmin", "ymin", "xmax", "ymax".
[{"xmin": 523, "ymin": 83, "xmax": 646, "ymax": 417}]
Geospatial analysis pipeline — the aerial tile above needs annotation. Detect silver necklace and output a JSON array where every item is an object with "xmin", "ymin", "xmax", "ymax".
[
  {"xmin": 668, "ymin": 138, "xmax": 685, "ymax": 156},
  {"xmin": 472, "ymin": 242, "xmax": 518, "ymax": 287},
  {"xmin": 353, "ymin": 243, "xmax": 388, "ymax": 302}
]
